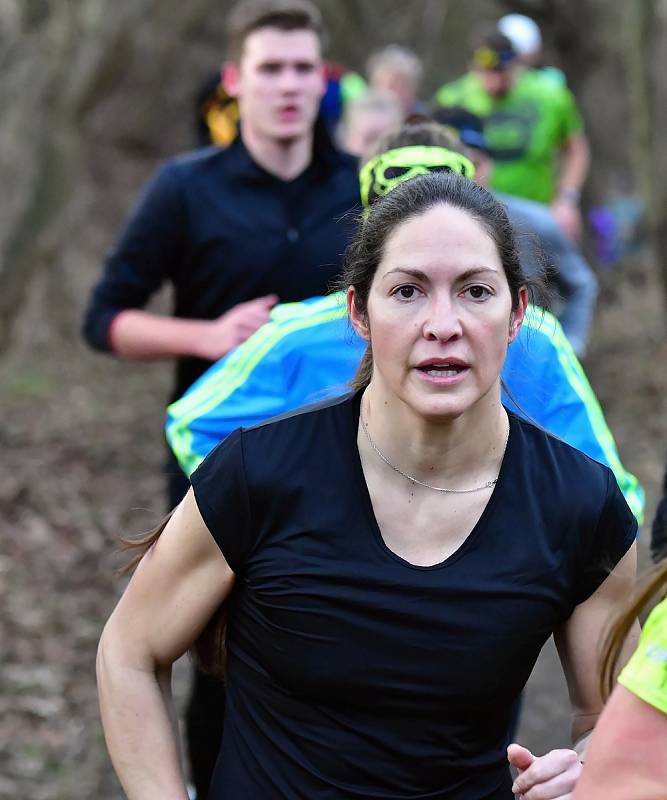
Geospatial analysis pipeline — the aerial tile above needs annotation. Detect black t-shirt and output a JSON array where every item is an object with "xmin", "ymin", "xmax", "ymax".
[{"xmin": 191, "ymin": 391, "xmax": 636, "ymax": 800}]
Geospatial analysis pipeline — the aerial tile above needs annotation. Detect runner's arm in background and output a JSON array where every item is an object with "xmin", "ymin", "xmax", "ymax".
[
  {"xmin": 571, "ymin": 686, "xmax": 667, "ymax": 800},
  {"xmin": 82, "ymin": 163, "xmax": 275, "ymax": 362},
  {"xmin": 107, "ymin": 295, "xmax": 277, "ymax": 361},
  {"xmin": 97, "ymin": 490, "xmax": 234, "ymax": 799},
  {"xmin": 551, "ymin": 131, "xmax": 590, "ymax": 242}
]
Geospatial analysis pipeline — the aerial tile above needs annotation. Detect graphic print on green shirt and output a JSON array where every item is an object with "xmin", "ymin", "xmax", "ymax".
[{"xmin": 434, "ymin": 69, "xmax": 583, "ymax": 203}]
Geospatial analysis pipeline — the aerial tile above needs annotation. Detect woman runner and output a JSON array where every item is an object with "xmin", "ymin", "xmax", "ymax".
[{"xmin": 97, "ymin": 171, "xmax": 637, "ymax": 799}]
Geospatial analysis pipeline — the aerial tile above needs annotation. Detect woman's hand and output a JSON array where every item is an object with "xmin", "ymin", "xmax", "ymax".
[{"xmin": 508, "ymin": 743, "xmax": 582, "ymax": 799}]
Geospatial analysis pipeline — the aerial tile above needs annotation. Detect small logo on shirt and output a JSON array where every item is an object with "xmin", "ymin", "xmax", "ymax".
[{"xmin": 646, "ymin": 644, "xmax": 667, "ymax": 663}]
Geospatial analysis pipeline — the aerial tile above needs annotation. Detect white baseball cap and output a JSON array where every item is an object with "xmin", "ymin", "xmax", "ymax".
[{"xmin": 498, "ymin": 14, "xmax": 542, "ymax": 57}]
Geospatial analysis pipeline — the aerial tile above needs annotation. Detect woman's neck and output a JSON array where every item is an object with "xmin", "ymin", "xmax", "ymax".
[{"xmin": 360, "ymin": 382, "xmax": 509, "ymax": 486}]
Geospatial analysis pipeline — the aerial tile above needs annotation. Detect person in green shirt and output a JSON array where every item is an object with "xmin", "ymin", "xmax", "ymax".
[
  {"xmin": 434, "ymin": 32, "xmax": 590, "ymax": 242},
  {"xmin": 572, "ymin": 557, "xmax": 667, "ymax": 799}
]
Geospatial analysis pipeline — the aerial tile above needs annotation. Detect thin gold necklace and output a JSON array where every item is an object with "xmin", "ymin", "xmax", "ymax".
[{"xmin": 359, "ymin": 412, "xmax": 509, "ymax": 494}]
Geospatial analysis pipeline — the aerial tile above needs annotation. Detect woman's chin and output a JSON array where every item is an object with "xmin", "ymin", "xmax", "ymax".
[{"xmin": 408, "ymin": 395, "xmax": 468, "ymax": 423}]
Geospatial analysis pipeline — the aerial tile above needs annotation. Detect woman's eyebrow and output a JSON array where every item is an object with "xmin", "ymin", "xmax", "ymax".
[
  {"xmin": 382, "ymin": 266, "xmax": 499, "ymax": 282},
  {"xmin": 382, "ymin": 268, "xmax": 430, "ymax": 281},
  {"xmin": 456, "ymin": 266, "xmax": 500, "ymax": 281}
]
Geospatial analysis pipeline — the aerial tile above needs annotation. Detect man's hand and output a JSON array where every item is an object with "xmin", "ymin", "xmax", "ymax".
[
  {"xmin": 550, "ymin": 199, "xmax": 583, "ymax": 243},
  {"xmin": 508, "ymin": 743, "xmax": 582, "ymax": 799},
  {"xmin": 196, "ymin": 294, "xmax": 278, "ymax": 360}
]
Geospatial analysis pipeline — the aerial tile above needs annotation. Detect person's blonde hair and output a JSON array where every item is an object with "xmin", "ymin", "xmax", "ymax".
[{"xmin": 366, "ymin": 45, "xmax": 423, "ymax": 88}]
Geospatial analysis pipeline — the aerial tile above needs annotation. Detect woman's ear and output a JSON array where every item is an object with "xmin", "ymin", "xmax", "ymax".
[
  {"xmin": 509, "ymin": 286, "xmax": 529, "ymax": 343},
  {"xmin": 347, "ymin": 286, "xmax": 370, "ymax": 341}
]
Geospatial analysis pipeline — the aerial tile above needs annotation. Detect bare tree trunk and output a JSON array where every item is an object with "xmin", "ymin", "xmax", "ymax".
[{"xmin": 641, "ymin": 0, "xmax": 667, "ymax": 304}]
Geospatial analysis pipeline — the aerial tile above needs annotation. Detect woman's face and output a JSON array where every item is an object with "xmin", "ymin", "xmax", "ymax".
[{"xmin": 349, "ymin": 203, "xmax": 527, "ymax": 421}]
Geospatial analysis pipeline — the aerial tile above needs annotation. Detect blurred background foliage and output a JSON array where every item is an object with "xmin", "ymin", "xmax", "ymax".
[{"xmin": 0, "ymin": 0, "xmax": 665, "ymax": 352}]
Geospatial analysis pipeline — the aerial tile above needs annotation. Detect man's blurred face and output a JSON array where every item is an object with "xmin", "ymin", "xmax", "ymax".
[
  {"xmin": 479, "ymin": 65, "xmax": 517, "ymax": 99},
  {"xmin": 225, "ymin": 27, "xmax": 325, "ymax": 144},
  {"xmin": 343, "ymin": 108, "xmax": 403, "ymax": 159},
  {"xmin": 370, "ymin": 67, "xmax": 416, "ymax": 115}
]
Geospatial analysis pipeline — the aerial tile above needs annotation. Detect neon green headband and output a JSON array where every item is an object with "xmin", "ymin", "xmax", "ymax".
[{"xmin": 358, "ymin": 145, "xmax": 476, "ymax": 210}]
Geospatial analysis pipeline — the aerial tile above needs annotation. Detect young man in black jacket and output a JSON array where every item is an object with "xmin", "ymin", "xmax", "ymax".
[{"xmin": 84, "ymin": 2, "xmax": 358, "ymax": 795}]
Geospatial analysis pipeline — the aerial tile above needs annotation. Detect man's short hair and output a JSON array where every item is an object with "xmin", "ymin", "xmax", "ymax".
[{"xmin": 225, "ymin": 0, "xmax": 325, "ymax": 62}]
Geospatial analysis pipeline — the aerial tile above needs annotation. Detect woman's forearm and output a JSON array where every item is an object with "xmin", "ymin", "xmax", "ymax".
[{"xmin": 97, "ymin": 633, "xmax": 189, "ymax": 800}]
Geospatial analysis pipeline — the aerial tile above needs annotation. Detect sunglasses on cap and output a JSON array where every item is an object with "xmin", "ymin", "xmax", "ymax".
[
  {"xmin": 358, "ymin": 145, "xmax": 477, "ymax": 210},
  {"xmin": 473, "ymin": 46, "xmax": 516, "ymax": 71}
]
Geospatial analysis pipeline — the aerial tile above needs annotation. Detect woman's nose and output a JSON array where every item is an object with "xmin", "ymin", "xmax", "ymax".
[{"xmin": 422, "ymin": 297, "xmax": 463, "ymax": 341}]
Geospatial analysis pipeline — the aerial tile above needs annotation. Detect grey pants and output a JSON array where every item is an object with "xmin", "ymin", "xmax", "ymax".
[{"xmin": 499, "ymin": 192, "xmax": 598, "ymax": 357}]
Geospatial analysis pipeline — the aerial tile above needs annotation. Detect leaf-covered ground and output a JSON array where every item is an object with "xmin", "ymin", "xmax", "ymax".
[{"xmin": 1, "ymin": 264, "xmax": 665, "ymax": 799}]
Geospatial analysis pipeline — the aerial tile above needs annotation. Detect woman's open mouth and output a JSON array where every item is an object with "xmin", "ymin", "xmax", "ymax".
[{"xmin": 415, "ymin": 359, "xmax": 470, "ymax": 383}]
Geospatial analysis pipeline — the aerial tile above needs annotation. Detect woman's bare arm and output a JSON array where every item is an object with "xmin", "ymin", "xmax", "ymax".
[
  {"xmin": 96, "ymin": 489, "xmax": 235, "ymax": 799},
  {"xmin": 572, "ymin": 685, "xmax": 667, "ymax": 800}
]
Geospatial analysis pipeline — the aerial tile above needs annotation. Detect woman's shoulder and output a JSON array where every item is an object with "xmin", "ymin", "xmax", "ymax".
[
  {"xmin": 508, "ymin": 410, "xmax": 613, "ymax": 494},
  {"xmin": 240, "ymin": 391, "xmax": 357, "ymax": 453},
  {"xmin": 192, "ymin": 391, "xmax": 358, "ymax": 503}
]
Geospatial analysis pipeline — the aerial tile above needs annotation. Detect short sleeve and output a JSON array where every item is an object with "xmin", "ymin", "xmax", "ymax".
[
  {"xmin": 574, "ymin": 468, "xmax": 637, "ymax": 605},
  {"xmin": 190, "ymin": 427, "xmax": 253, "ymax": 574},
  {"xmin": 618, "ymin": 597, "xmax": 667, "ymax": 714}
]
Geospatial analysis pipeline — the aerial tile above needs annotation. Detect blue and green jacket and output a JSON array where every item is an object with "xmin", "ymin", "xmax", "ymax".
[{"xmin": 166, "ymin": 293, "xmax": 644, "ymax": 523}]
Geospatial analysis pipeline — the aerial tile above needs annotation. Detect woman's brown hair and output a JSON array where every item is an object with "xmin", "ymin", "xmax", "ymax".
[{"xmin": 599, "ymin": 560, "xmax": 667, "ymax": 699}]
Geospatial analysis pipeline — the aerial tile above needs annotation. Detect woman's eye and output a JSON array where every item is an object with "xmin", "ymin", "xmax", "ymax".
[
  {"xmin": 394, "ymin": 285, "xmax": 418, "ymax": 300},
  {"xmin": 465, "ymin": 285, "xmax": 491, "ymax": 300}
]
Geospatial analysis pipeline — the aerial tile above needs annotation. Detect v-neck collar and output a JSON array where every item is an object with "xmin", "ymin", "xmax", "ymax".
[{"xmin": 345, "ymin": 389, "xmax": 515, "ymax": 571}]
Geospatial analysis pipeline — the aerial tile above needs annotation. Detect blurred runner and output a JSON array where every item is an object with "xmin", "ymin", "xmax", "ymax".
[
  {"xmin": 366, "ymin": 44, "xmax": 428, "ymax": 117},
  {"xmin": 195, "ymin": 60, "xmax": 365, "ymax": 147},
  {"xmin": 433, "ymin": 105, "xmax": 597, "ymax": 355},
  {"xmin": 572, "ymin": 558, "xmax": 667, "ymax": 799},
  {"xmin": 434, "ymin": 31, "xmax": 590, "ymax": 244},
  {"xmin": 338, "ymin": 88, "xmax": 403, "ymax": 157},
  {"xmin": 83, "ymin": 1, "xmax": 359, "ymax": 796}
]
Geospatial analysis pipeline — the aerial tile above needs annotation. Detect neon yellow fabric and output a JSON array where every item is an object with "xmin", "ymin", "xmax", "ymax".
[
  {"xmin": 619, "ymin": 597, "xmax": 667, "ymax": 715},
  {"xmin": 340, "ymin": 71, "xmax": 367, "ymax": 105},
  {"xmin": 359, "ymin": 146, "xmax": 476, "ymax": 208},
  {"xmin": 519, "ymin": 307, "xmax": 644, "ymax": 524}
]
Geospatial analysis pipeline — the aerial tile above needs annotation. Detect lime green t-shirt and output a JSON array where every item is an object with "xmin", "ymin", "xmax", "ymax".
[
  {"xmin": 434, "ymin": 69, "xmax": 583, "ymax": 203},
  {"xmin": 619, "ymin": 596, "xmax": 667, "ymax": 715}
]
